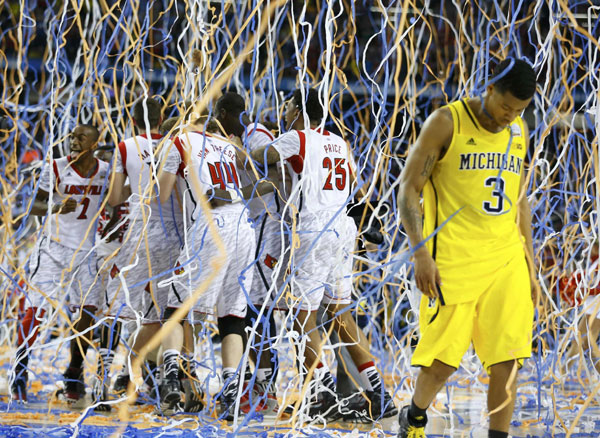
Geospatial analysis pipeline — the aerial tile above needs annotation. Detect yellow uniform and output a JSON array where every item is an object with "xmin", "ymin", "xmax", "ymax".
[{"xmin": 412, "ymin": 99, "xmax": 534, "ymax": 371}]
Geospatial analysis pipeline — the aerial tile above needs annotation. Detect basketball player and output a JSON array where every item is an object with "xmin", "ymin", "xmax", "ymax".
[
  {"xmin": 396, "ymin": 59, "xmax": 537, "ymax": 438},
  {"xmin": 248, "ymin": 88, "xmax": 397, "ymax": 421},
  {"xmin": 105, "ymin": 97, "xmax": 183, "ymax": 400},
  {"xmin": 155, "ymin": 125, "xmax": 256, "ymax": 419},
  {"xmin": 12, "ymin": 124, "xmax": 109, "ymax": 403},
  {"xmin": 215, "ymin": 92, "xmax": 284, "ymax": 414}
]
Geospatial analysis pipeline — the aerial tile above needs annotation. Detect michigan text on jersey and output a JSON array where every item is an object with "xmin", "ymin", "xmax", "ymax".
[{"xmin": 458, "ymin": 152, "xmax": 523, "ymax": 175}]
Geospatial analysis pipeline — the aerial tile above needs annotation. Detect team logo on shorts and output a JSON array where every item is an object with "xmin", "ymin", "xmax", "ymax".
[
  {"xmin": 264, "ymin": 254, "xmax": 278, "ymax": 269},
  {"xmin": 174, "ymin": 262, "xmax": 185, "ymax": 275}
]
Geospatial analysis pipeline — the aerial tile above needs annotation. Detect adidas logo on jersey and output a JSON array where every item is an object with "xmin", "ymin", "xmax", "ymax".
[{"xmin": 466, "ymin": 138, "xmax": 477, "ymax": 146}]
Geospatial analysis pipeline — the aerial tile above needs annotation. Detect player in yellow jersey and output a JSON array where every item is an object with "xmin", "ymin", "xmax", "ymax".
[{"xmin": 397, "ymin": 59, "xmax": 538, "ymax": 438}]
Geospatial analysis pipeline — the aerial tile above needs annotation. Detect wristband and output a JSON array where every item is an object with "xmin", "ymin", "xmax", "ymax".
[{"xmin": 227, "ymin": 189, "xmax": 242, "ymax": 204}]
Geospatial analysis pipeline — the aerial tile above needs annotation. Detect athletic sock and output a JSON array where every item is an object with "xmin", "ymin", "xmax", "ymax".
[
  {"xmin": 358, "ymin": 361, "xmax": 383, "ymax": 392},
  {"xmin": 488, "ymin": 430, "xmax": 508, "ymax": 438},
  {"xmin": 317, "ymin": 363, "xmax": 336, "ymax": 393},
  {"xmin": 96, "ymin": 348, "xmax": 115, "ymax": 382},
  {"xmin": 14, "ymin": 347, "xmax": 29, "ymax": 380},
  {"xmin": 69, "ymin": 343, "xmax": 86, "ymax": 370},
  {"xmin": 408, "ymin": 398, "xmax": 428, "ymax": 424},
  {"xmin": 163, "ymin": 349, "xmax": 180, "ymax": 381},
  {"xmin": 256, "ymin": 367, "xmax": 272, "ymax": 384},
  {"xmin": 222, "ymin": 367, "xmax": 238, "ymax": 399},
  {"xmin": 181, "ymin": 353, "xmax": 197, "ymax": 378}
]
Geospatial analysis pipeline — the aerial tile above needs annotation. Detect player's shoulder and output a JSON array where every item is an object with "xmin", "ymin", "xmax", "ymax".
[
  {"xmin": 97, "ymin": 158, "xmax": 110, "ymax": 172},
  {"xmin": 247, "ymin": 122, "xmax": 275, "ymax": 142}
]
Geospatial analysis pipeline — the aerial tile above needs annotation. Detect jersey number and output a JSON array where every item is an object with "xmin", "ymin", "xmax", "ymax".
[
  {"xmin": 208, "ymin": 162, "xmax": 238, "ymax": 190},
  {"xmin": 323, "ymin": 158, "xmax": 347, "ymax": 191},
  {"xmin": 76, "ymin": 197, "xmax": 90, "ymax": 220},
  {"xmin": 482, "ymin": 176, "xmax": 505, "ymax": 214}
]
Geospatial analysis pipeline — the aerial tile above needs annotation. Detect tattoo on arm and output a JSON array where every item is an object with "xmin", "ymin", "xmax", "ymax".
[
  {"xmin": 399, "ymin": 196, "xmax": 422, "ymax": 235},
  {"xmin": 420, "ymin": 154, "xmax": 435, "ymax": 177}
]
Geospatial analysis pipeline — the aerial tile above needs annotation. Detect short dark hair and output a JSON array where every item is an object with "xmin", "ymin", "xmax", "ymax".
[
  {"xmin": 79, "ymin": 124, "xmax": 100, "ymax": 142},
  {"xmin": 492, "ymin": 58, "xmax": 536, "ymax": 100},
  {"xmin": 215, "ymin": 92, "xmax": 245, "ymax": 115},
  {"xmin": 292, "ymin": 88, "xmax": 324, "ymax": 122},
  {"xmin": 133, "ymin": 97, "xmax": 162, "ymax": 128}
]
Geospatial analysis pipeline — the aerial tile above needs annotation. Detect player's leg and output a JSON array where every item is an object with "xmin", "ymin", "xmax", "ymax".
[
  {"xmin": 180, "ymin": 321, "xmax": 204, "ymax": 412},
  {"xmin": 91, "ymin": 318, "xmax": 122, "ymax": 410},
  {"xmin": 62, "ymin": 251, "xmax": 103, "ymax": 403},
  {"xmin": 159, "ymin": 306, "xmax": 184, "ymax": 412},
  {"xmin": 216, "ymin": 213, "xmax": 255, "ymax": 420},
  {"xmin": 324, "ymin": 302, "xmax": 397, "ymax": 420},
  {"xmin": 12, "ymin": 237, "xmax": 56, "ymax": 402},
  {"xmin": 12, "ymin": 306, "xmax": 46, "ymax": 402},
  {"xmin": 63, "ymin": 305, "xmax": 96, "ymax": 401},
  {"xmin": 398, "ymin": 297, "xmax": 475, "ymax": 437},
  {"xmin": 247, "ymin": 214, "xmax": 285, "ymax": 391},
  {"xmin": 472, "ymin": 254, "xmax": 533, "ymax": 438},
  {"xmin": 487, "ymin": 360, "xmax": 518, "ymax": 435},
  {"xmin": 590, "ymin": 316, "xmax": 600, "ymax": 371}
]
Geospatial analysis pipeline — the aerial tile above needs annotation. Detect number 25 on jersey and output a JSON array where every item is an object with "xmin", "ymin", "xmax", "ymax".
[{"xmin": 323, "ymin": 158, "xmax": 348, "ymax": 191}]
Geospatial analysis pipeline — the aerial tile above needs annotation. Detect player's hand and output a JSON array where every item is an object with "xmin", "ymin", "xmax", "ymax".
[
  {"xmin": 53, "ymin": 198, "xmax": 78, "ymax": 214},
  {"xmin": 413, "ymin": 247, "xmax": 442, "ymax": 298}
]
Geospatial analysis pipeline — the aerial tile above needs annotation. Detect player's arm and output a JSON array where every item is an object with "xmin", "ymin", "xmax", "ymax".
[
  {"xmin": 158, "ymin": 172, "xmax": 177, "ymax": 204},
  {"xmin": 156, "ymin": 139, "xmax": 184, "ymax": 204},
  {"xmin": 30, "ymin": 188, "xmax": 77, "ymax": 216},
  {"xmin": 209, "ymin": 180, "xmax": 277, "ymax": 208},
  {"xmin": 516, "ymin": 123, "xmax": 539, "ymax": 302},
  {"xmin": 398, "ymin": 108, "xmax": 453, "ymax": 298},
  {"xmin": 250, "ymin": 145, "xmax": 281, "ymax": 166},
  {"xmin": 107, "ymin": 172, "xmax": 129, "ymax": 207}
]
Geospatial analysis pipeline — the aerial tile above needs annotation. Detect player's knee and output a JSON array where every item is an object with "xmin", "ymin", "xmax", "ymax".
[
  {"xmin": 218, "ymin": 315, "xmax": 245, "ymax": 339},
  {"xmin": 424, "ymin": 360, "xmax": 456, "ymax": 382}
]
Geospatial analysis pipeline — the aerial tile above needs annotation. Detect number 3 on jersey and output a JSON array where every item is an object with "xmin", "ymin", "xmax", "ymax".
[
  {"xmin": 482, "ymin": 176, "xmax": 505, "ymax": 214},
  {"xmin": 323, "ymin": 158, "xmax": 347, "ymax": 191}
]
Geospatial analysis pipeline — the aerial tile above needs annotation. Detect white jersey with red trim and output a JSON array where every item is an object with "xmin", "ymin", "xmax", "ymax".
[
  {"xmin": 273, "ymin": 128, "xmax": 354, "ymax": 215},
  {"xmin": 241, "ymin": 123, "xmax": 277, "ymax": 218},
  {"xmin": 39, "ymin": 156, "xmax": 110, "ymax": 250},
  {"xmin": 163, "ymin": 131, "xmax": 244, "ymax": 224},
  {"xmin": 96, "ymin": 203, "xmax": 129, "ymax": 258},
  {"xmin": 116, "ymin": 133, "xmax": 182, "ymax": 223}
]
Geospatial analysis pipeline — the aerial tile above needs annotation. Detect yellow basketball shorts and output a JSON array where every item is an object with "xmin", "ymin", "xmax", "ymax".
[{"xmin": 411, "ymin": 254, "xmax": 534, "ymax": 372}]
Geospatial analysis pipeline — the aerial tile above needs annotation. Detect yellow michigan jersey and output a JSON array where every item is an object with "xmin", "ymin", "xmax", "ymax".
[{"xmin": 422, "ymin": 99, "xmax": 528, "ymax": 305}]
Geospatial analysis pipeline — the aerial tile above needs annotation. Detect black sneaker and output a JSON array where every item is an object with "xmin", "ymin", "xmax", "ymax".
[
  {"xmin": 112, "ymin": 373, "xmax": 130, "ymax": 395},
  {"xmin": 182, "ymin": 378, "xmax": 204, "ymax": 413},
  {"xmin": 92, "ymin": 376, "xmax": 112, "ymax": 412},
  {"xmin": 158, "ymin": 378, "xmax": 182, "ymax": 414},
  {"xmin": 397, "ymin": 405, "xmax": 427, "ymax": 438},
  {"xmin": 343, "ymin": 389, "xmax": 398, "ymax": 422},
  {"xmin": 307, "ymin": 390, "xmax": 342, "ymax": 421},
  {"xmin": 58, "ymin": 367, "xmax": 85, "ymax": 403},
  {"xmin": 11, "ymin": 375, "xmax": 28, "ymax": 403}
]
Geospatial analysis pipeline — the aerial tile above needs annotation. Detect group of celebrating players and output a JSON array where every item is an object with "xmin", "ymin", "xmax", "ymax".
[{"xmin": 10, "ymin": 88, "xmax": 398, "ymax": 424}]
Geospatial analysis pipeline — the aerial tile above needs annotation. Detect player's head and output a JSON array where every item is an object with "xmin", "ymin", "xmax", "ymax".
[
  {"xmin": 159, "ymin": 117, "xmax": 180, "ymax": 136},
  {"xmin": 486, "ymin": 58, "xmax": 536, "ymax": 127},
  {"xmin": 133, "ymin": 97, "xmax": 162, "ymax": 129},
  {"xmin": 215, "ymin": 92, "xmax": 249, "ymax": 137},
  {"xmin": 70, "ymin": 124, "xmax": 100, "ymax": 159},
  {"xmin": 285, "ymin": 88, "xmax": 324, "ymax": 130}
]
